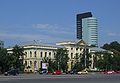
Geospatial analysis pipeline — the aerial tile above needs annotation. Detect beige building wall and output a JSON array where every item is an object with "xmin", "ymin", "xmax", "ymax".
[
  {"xmin": 23, "ymin": 45, "xmax": 57, "ymax": 72},
  {"xmin": 7, "ymin": 40, "xmax": 102, "ymax": 72},
  {"xmin": 56, "ymin": 40, "xmax": 88, "ymax": 71}
]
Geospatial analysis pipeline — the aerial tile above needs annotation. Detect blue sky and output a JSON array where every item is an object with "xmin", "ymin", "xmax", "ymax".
[{"xmin": 0, "ymin": 0, "xmax": 120, "ymax": 47}]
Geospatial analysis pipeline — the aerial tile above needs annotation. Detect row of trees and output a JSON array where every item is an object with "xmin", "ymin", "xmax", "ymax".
[
  {"xmin": 0, "ymin": 45, "xmax": 24, "ymax": 74},
  {"xmin": 46, "ymin": 48, "xmax": 91, "ymax": 72},
  {"xmin": 72, "ymin": 49, "xmax": 91, "ymax": 72},
  {"xmin": 95, "ymin": 41, "xmax": 120, "ymax": 71},
  {"xmin": 42, "ymin": 48, "xmax": 91, "ymax": 72}
]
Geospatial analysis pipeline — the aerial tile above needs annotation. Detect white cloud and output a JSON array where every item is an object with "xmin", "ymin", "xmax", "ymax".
[
  {"xmin": 32, "ymin": 23, "xmax": 74, "ymax": 35},
  {"xmin": 32, "ymin": 24, "xmax": 56, "ymax": 29},
  {"xmin": 108, "ymin": 33, "xmax": 117, "ymax": 36},
  {"xmin": 0, "ymin": 24, "xmax": 75, "ymax": 46},
  {"xmin": 0, "ymin": 32, "xmax": 65, "ymax": 42},
  {"xmin": 108, "ymin": 32, "xmax": 120, "ymax": 36}
]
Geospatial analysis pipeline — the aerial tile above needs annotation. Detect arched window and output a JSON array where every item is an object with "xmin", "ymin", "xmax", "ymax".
[
  {"xmin": 34, "ymin": 51, "xmax": 37, "ymax": 57},
  {"xmin": 40, "ymin": 52, "xmax": 43, "ymax": 57},
  {"xmin": 45, "ymin": 52, "xmax": 47, "ymax": 58},
  {"xmin": 25, "ymin": 52, "xmax": 27, "ymax": 57},
  {"xmin": 25, "ymin": 61, "xmax": 27, "ymax": 66},
  {"xmin": 71, "ymin": 53, "xmax": 73, "ymax": 59},
  {"xmin": 76, "ymin": 48, "xmax": 78, "ymax": 51},
  {"xmin": 49, "ymin": 52, "xmax": 51, "ymax": 58},
  {"xmin": 30, "ymin": 61, "xmax": 32, "ymax": 66},
  {"xmin": 30, "ymin": 51, "xmax": 32, "ymax": 57},
  {"xmin": 34, "ymin": 61, "xmax": 37, "ymax": 68}
]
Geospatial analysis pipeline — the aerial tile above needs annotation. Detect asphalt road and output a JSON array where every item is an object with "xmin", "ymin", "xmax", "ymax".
[{"xmin": 0, "ymin": 73, "xmax": 120, "ymax": 83}]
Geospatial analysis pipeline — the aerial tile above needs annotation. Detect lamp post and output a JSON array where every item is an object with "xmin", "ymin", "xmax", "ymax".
[
  {"xmin": 58, "ymin": 61, "xmax": 60, "ymax": 70},
  {"xmin": 84, "ymin": 43, "xmax": 87, "ymax": 69},
  {"xmin": 57, "ymin": 52, "xmax": 62, "ymax": 70},
  {"xmin": 33, "ymin": 40, "xmax": 39, "ymax": 72}
]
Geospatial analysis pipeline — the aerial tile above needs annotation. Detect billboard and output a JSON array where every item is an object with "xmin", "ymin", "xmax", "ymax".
[{"xmin": 42, "ymin": 63, "xmax": 48, "ymax": 69}]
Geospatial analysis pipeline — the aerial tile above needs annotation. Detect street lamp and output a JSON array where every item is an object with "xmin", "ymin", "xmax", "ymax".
[
  {"xmin": 57, "ymin": 52, "xmax": 62, "ymax": 70},
  {"xmin": 58, "ymin": 61, "xmax": 60, "ymax": 70},
  {"xmin": 33, "ymin": 40, "xmax": 41, "ymax": 72},
  {"xmin": 84, "ymin": 43, "xmax": 87, "ymax": 69}
]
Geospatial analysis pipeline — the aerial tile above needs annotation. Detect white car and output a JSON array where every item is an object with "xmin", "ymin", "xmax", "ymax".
[{"xmin": 78, "ymin": 70, "xmax": 88, "ymax": 75}]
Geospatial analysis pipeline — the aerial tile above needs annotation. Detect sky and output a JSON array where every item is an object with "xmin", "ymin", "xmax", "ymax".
[{"xmin": 0, "ymin": 0, "xmax": 120, "ymax": 47}]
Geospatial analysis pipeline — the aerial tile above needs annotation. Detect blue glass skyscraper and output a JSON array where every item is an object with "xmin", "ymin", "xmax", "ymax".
[{"xmin": 82, "ymin": 17, "xmax": 98, "ymax": 46}]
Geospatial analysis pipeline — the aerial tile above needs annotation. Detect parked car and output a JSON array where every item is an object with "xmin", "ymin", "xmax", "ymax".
[
  {"xmin": 4, "ymin": 69, "xmax": 19, "ymax": 76},
  {"xmin": 69, "ymin": 70, "xmax": 78, "ymax": 74},
  {"xmin": 77, "ymin": 68, "xmax": 89, "ymax": 75},
  {"xmin": 52, "ymin": 70, "xmax": 62, "ymax": 75},
  {"xmin": 114, "ymin": 70, "xmax": 120, "ymax": 74},
  {"xmin": 39, "ymin": 69, "xmax": 48, "ymax": 74},
  {"xmin": 78, "ymin": 70, "xmax": 88, "ymax": 75},
  {"xmin": 102, "ymin": 70, "xmax": 116, "ymax": 74},
  {"xmin": 47, "ymin": 71, "xmax": 53, "ymax": 75}
]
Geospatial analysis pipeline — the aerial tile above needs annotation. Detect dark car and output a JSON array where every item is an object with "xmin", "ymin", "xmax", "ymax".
[
  {"xmin": 69, "ymin": 70, "xmax": 77, "ymax": 74},
  {"xmin": 4, "ymin": 69, "xmax": 19, "ymax": 76},
  {"xmin": 39, "ymin": 69, "xmax": 48, "ymax": 74}
]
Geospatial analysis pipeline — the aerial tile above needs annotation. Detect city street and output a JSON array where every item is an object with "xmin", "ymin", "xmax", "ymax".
[{"xmin": 0, "ymin": 73, "xmax": 120, "ymax": 83}]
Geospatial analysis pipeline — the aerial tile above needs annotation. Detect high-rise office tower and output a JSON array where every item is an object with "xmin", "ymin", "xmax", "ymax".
[
  {"xmin": 76, "ymin": 12, "xmax": 98, "ymax": 46},
  {"xmin": 82, "ymin": 17, "xmax": 98, "ymax": 46},
  {"xmin": 77, "ymin": 12, "xmax": 92, "ymax": 39}
]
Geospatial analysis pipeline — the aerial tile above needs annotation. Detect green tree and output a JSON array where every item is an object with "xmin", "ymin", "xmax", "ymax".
[
  {"xmin": 47, "ymin": 58, "xmax": 56, "ymax": 72},
  {"xmin": 42, "ymin": 57, "xmax": 55, "ymax": 72},
  {"xmin": 95, "ymin": 52, "xmax": 114, "ymax": 71},
  {"xmin": 101, "ymin": 41, "xmax": 120, "ymax": 70},
  {"xmin": 72, "ymin": 48, "xmax": 91, "ymax": 72},
  {"xmin": 112, "ymin": 54, "xmax": 120, "ymax": 70},
  {"xmin": 72, "ymin": 53, "xmax": 83, "ymax": 72},
  {"xmin": 0, "ymin": 45, "xmax": 25, "ymax": 73},
  {"xmin": 0, "ymin": 48, "xmax": 9, "ymax": 73},
  {"xmin": 54, "ymin": 48, "xmax": 69, "ymax": 72},
  {"xmin": 11, "ymin": 45, "xmax": 25, "ymax": 71}
]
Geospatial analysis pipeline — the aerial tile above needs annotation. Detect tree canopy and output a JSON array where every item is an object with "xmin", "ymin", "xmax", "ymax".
[
  {"xmin": 54, "ymin": 48, "xmax": 69, "ymax": 72},
  {"xmin": 0, "ymin": 45, "xmax": 25, "ymax": 73},
  {"xmin": 96, "ymin": 41, "xmax": 120, "ymax": 71}
]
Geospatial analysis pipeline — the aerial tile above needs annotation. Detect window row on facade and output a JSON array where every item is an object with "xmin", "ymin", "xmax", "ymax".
[
  {"xmin": 70, "ymin": 47, "xmax": 84, "ymax": 51},
  {"xmin": 24, "ymin": 51, "xmax": 56, "ymax": 58}
]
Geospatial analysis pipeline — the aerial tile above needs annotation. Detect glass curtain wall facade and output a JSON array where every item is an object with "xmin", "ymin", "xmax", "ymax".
[{"xmin": 82, "ymin": 17, "xmax": 98, "ymax": 46}]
